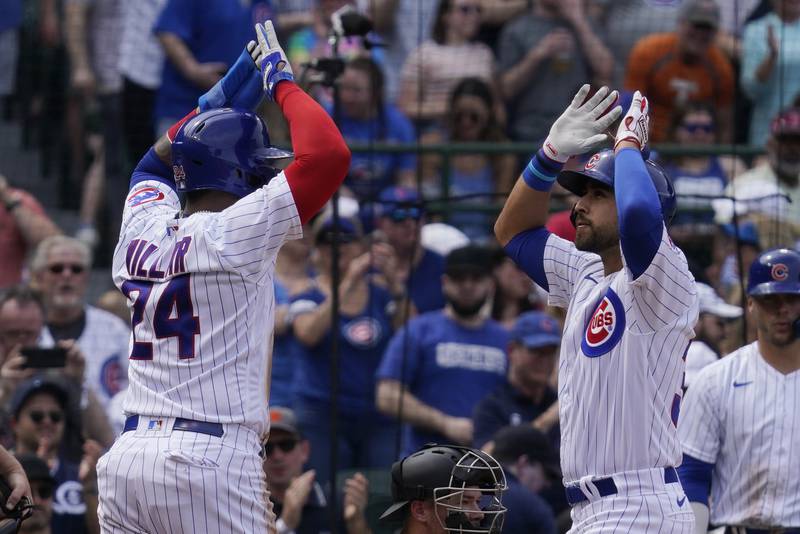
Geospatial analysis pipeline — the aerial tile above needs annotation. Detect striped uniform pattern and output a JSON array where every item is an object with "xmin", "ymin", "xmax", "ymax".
[
  {"xmin": 568, "ymin": 467, "xmax": 694, "ymax": 533},
  {"xmin": 40, "ymin": 306, "xmax": 131, "ymax": 412},
  {"xmin": 543, "ymin": 227, "xmax": 698, "ymax": 532},
  {"xmin": 98, "ymin": 175, "xmax": 299, "ymax": 533},
  {"xmin": 678, "ymin": 342, "xmax": 800, "ymax": 528},
  {"xmin": 97, "ymin": 420, "xmax": 273, "ymax": 533},
  {"xmin": 111, "ymin": 175, "xmax": 301, "ymax": 437}
]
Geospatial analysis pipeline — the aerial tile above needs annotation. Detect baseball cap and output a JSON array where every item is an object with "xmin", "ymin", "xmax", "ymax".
[
  {"xmin": 721, "ymin": 221, "xmax": 760, "ymax": 248},
  {"xmin": 679, "ymin": 0, "xmax": 720, "ymax": 28},
  {"xmin": 312, "ymin": 213, "xmax": 362, "ymax": 245},
  {"xmin": 770, "ymin": 108, "xmax": 800, "ymax": 138},
  {"xmin": 15, "ymin": 453, "xmax": 55, "ymax": 486},
  {"xmin": 9, "ymin": 376, "xmax": 70, "ymax": 419},
  {"xmin": 378, "ymin": 186, "xmax": 424, "ymax": 222},
  {"xmin": 420, "ymin": 222, "xmax": 469, "ymax": 256},
  {"xmin": 510, "ymin": 312, "xmax": 561, "ymax": 349},
  {"xmin": 696, "ymin": 283, "xmax": 742, "ymax": 319},
  {"xmin": 269, "ymin": 406, "xmax": 300, "ymax": 437},
  {"xmin": 445, "ymin": 244, "xmax": 493, "ymax": 278},
  {"xmin": 491, "ymin": 426, "xmax": 561, "ymax": 478}
]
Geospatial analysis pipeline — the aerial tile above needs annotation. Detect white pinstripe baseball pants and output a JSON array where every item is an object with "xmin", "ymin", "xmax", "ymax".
[
  {"xmin": 97, "ymin": 418, "xmax": 275, "ymax": 534},
  {"xmin": 567, "ymin": 467, "xmax": 695, "ymax": 533}
]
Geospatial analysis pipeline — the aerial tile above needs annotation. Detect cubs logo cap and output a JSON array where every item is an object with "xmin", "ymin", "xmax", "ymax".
[{"xmin": 510, "ymin": 312, "xmax": 562, "ymax": 349}]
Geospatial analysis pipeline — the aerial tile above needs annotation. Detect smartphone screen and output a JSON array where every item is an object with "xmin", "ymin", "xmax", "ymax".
[{"xmin": 20, "ymin": 347, "xmax": 68, "ymax": 369}]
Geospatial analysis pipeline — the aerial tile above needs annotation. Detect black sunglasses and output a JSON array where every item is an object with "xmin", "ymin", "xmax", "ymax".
[
  {"xmin": 264, "ymin": 439, "xmax": 298, "ymax": 456},
  {"xmin": 456, "ymin": 4, "xmax": 481, "ymax": 14},
  {"xmin": 47, "ymin": 263, "xmax": 85, "ymax": 275},
  {"xmin": 388, "ymin": 207, "xmax": 422, "ymax": 222},
  {"xmin": 32, "ymin": 483, "xmax": 53, "ymax": 500},
  {"xmin": 28, "ymin": 410, "xmax": 63, "ymax": 424},
  {"xmin": 681, "ymin": 122, "xmax": 714, "ymax": 133}
]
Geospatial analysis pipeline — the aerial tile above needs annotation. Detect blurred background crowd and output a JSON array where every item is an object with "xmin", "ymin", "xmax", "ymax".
[{"xmin": 0, "ymin": 0, "xmax": 799, "ymax": 532}]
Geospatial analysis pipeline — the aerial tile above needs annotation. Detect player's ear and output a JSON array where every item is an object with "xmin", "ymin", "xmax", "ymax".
[{"xmin": 410, "ymin": 500, "xmax": 430, "ymax": 522}]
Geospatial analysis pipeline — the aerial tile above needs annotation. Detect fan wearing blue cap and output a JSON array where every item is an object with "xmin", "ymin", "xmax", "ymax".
[
  {"xmin": 472, "ymin": 312, "xmax": 561, "ymax": 452},
  {"xmin": 374, "ymin": 186, "xmax": 446, "ymax": 313}
]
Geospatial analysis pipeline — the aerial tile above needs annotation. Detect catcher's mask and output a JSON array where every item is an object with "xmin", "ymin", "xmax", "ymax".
[{"xmin": 380, "ymin": 444, "xmax": 507, "ymax": 533}]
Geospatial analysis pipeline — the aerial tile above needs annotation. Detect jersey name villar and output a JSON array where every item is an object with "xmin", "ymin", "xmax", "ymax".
[
  {"xmin": 543, "ymin": 227, "xmax": 698, "ymax": 483},
  {"xmin": 112, "ymin": 175, "xmax": 301, "ymax": 436},
  {"xmin": 679, "ymin": 342, "xmax": 800, "ymax": 527}
]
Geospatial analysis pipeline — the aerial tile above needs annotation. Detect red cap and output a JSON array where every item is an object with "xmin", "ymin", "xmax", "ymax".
[{"xmin": 770, "ymin": 108, "xmax": 800, "ymax": 137}]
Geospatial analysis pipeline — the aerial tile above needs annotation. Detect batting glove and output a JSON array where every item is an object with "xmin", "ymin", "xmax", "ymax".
[
  {"xmin": 198, "ymin": 41, "xmax": 265, "ymax": 112},
  {"xmin": 615, "ymin": 90, "xmax": 649, "ymax": 151},
  {"xmin": 255, "ymin": 20, "xmax": 295, "ymax": 101},
  {"xmin": 542, "ymin": 84, "xmax": 622, "ymax": 163}
]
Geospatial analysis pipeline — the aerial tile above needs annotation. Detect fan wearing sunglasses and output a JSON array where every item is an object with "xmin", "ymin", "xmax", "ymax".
[
  {"xmin": 9, "ymin": 377, "xmax": 101, "ymax": 534},
  {"xmin": 28, "ymin": 235, "xmax": 125, "ymax": 446},
  {"xmin": 661, "ymin": 102, "xmax": 745, "ymax": 268},
  {"xmin": 263, "ymin": 407, "xmax": 371, "ymax": 534}
]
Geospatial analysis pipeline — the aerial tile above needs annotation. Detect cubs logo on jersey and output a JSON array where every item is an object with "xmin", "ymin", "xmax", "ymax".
[
  {"xmin": 581, "ymin": 288, "xmax": 626, "ymax": 357},
  {"xmin": 344, "ymin": 317, "xmax": 383, "ymax": 349},
  {"xmin": 127, "ymin": 186, "xmax": 165, "ymax": 207},
  {"xmin": 100, "ymin": 355, "xmax": 124, "ymax": 398}
]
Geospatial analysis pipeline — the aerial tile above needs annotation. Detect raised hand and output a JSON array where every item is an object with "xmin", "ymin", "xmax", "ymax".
[
  {"xmin": 255, "ymin": 20, "xmax": 295, "ymax": 101},
  {"xmin": 543, "ymin": 84, "xmax": 621, "ymax": 162},
  {"xmin": 614, "ymin": 90, "xmax": 649, "ymax": 151},
  {"xmin": 197, "ymin": 42, "xmax": 264, "ymax": 111}
]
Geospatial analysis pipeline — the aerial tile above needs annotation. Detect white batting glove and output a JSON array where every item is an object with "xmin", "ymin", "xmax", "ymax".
[
  {"xmin": 542, "ymin": 84, "xmax": 622, "ymax": 163},
  {"xmin": 615, "ymin": 90, "xmax": 649, "ymax": 151},
  {"xmin": 254, "ymin": 20, "xmax": 295, "ymax": 101}
]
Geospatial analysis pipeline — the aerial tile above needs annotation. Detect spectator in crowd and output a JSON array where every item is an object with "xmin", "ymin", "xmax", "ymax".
[
  {"xmin": 0, "ymin": 176, "xmax": 61, "ymax": 289},
  {"xmin": 713, "ymin": 107, "xmax": 800, "ymax": 248},
  {"xmin": 64, "ymin": 0, "xmax": 126, "ymax": 253},
  {"xmin": 376, "ymin": 244, "xmax": 509, "ymax": 456},
  {"xmin": 593, "ymin": 0, "xmax": 682, "ymax": 86},
  {"xmin": 624, "ymin": 0, "xmax": 735, "ymax": 142},
  {"xmin": 272, "ymin": 0, "xmax": 317, "ymax": 39},
  {"xmin": 272, "ymin": 228, "xmax": 315, "ymax": 410},
  {"xmin": 30, "ymin": 236, "xmax": 130, "ymax": 419},
  {"xmin": 0, "ymin": 0, "xmax": 22, "ymax": 116},
  {"xmin": 94, "ymin": 289, "xmax": 129, "ymax": 324},
  {"xmin": 684, "ymin": 283, "xmax": 743, "ymax": 388},
  {"xmin": 362, "ymin": 0, "xmax": 441, "ymax": 101},
  {"xmin": 15, "ymin": 453, "xmax": 54, "ymax": 534},
  {"xmin": 286, "ymin": 0, "xmax": 361, "ymax": 77},
  {"xmin": 742, "ymin": 0, "xmax": 800, "ymax": 146},
  {"xmin": 498, "ymin": 0, "xmax": 613, "ymax": 143},
  {"xmin": 10, "ymin": 377, "xmax": 102, "ymax": 534},
  {"xmin": 118, "ymin": 0, "xmax": 168, "ymax": 163},
  {"xmin": 711, "ymin": 221, "xmax": 762, "ymax": 301},
  {"xmin": 153, "ymin": 0, "xmax": 267, "ymax": 134},
  {"xmin": 378, "ymin": 444, "xmax": 507, "ymax": 533},
  {"xmin": 374, "ymin": 186, "xmax": 446, "ymax": 314},
  {"xmin": 291, "ymin": 212, "xmax": 406, "ymax": 487},
  {"xmin": 490, "ymin": 249, "xmax": 540, "ymax": 329},
  {"xmin": 420, "ymin": 78, "xmax": 516, "ymax": 241},
  {"xmin": 472, "ymin": 311, "xmax": 560, "ymax": 450},
  {"xmin": 334, "ymin": 57, "xmax": 416, "ymax": 202},
  {"xmin": 0, "ymin": 285, "xmax": 112, "ymax": 450},
  {"xmin": 490, "ymin": 425, "xmax": 560, "ymax": 534},
  {"xmin": 397, "ymin": 0, "xmax": 496, "ymax": 127},
  {"xmin": 661, "ymin": 102, "xmax": 745, "ymax": 269},
  {"xmin": 264, "ymin": 407, "xmax": 371, "ymax": 534}
]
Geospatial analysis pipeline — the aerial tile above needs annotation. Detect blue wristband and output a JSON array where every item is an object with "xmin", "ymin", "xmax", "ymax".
[{"xmin": 522, "ymin": 149, "xmax": 564, "ymax": 191}]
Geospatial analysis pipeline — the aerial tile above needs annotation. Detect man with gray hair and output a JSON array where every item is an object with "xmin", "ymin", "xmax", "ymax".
[{"xmin": 30, "ymin": 236, "xmax": 130, "ymax": 423}]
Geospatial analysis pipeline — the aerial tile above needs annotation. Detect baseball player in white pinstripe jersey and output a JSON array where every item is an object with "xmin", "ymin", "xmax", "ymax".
[
  {"xmin": 678, "ymin": 248, "xmax": 800, "ymax": 534},
  {"xmin": 96, "ymin": 22, "xmax": 350, "ymax": 533},
  {"xmin": 495, "ymin": 86, "xmax": 699, "ymax": 532}
]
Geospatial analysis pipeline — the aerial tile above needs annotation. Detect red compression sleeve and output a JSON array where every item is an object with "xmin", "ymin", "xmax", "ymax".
[{"xmin": 277, "ymin": 82, "xmax": 351, "ymax": 224}]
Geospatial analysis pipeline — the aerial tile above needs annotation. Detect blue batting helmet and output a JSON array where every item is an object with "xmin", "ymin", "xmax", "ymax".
[
  {"xmin": 557, "ymin": 150, "xmax": 677, "ymax": 224},
  {"xmin": 747, "ymin": 248, "xmax": 800, "ymax": 296},
  {"xmin": 171, "ymin": 108, "xmax": 293, "ymax": 198}
]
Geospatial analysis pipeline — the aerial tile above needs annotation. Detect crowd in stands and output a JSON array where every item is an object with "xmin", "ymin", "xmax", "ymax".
[{"xmin": 1, "ymin": 0, "xmax": 800, "ymax": 532}]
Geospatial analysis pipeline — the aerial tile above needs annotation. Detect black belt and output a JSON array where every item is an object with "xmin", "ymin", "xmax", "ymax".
[
  {"xmin": 123, "ymin": 415, "xmax": 224, "ymax": 437},
  {"xmin": 565, "ymin": 467, "xmax": 679, "ymax": 506},
  {"xmin": 725, "ymin": 528, "xmax": 800, "ymax": 534}
]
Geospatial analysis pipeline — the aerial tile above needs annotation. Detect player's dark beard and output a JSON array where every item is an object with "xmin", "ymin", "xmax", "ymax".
[
  {"xmin": 574, "ymin": 225, "xmax": 618, "ymax": 254},
  {"xmin": 446, "ymin": 295, "xmax": 488, "ymax": 319}
]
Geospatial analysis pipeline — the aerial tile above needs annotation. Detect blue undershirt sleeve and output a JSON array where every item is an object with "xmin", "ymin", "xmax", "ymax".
[
  {"xmin": 503, "ymin": 227, "xmax": 551, "ymax": 291},
  {"xmin": 129, "ymin": 148, "xmax": 176, "ymax": 191},
  {"xmin": 614, "ymin": 148, "xmax": 663, "ymax": 280},
  {"xmin": 677, "ymin": 453, "xmax": 713, "ymax": 505}
]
